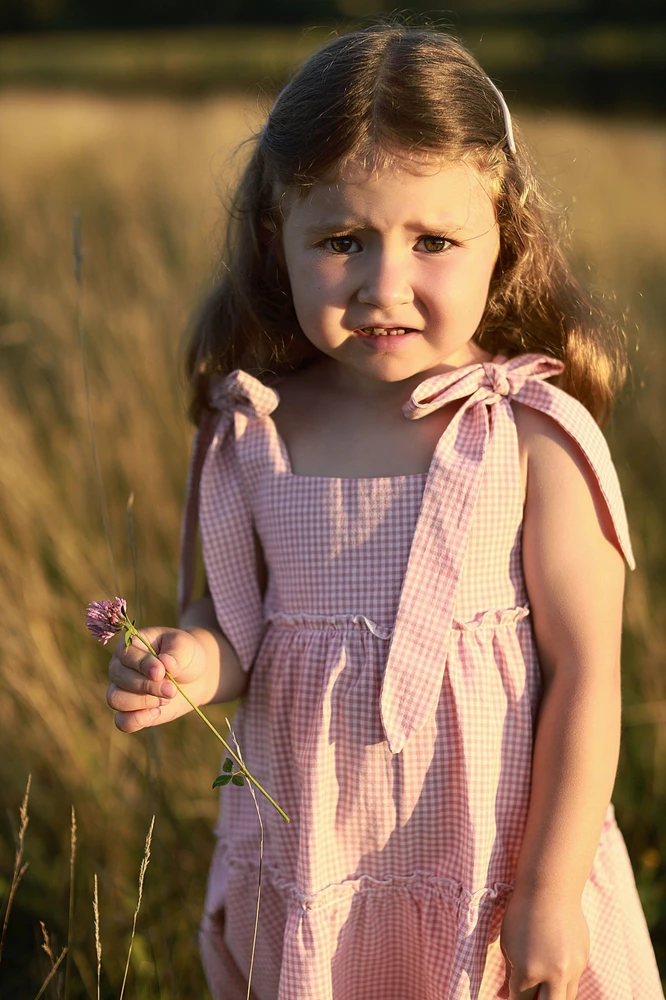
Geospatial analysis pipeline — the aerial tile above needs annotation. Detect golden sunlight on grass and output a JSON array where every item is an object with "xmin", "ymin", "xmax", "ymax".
[{"xmin": 0, "ymin": 91, "xmax": 664, "ymax": 993}]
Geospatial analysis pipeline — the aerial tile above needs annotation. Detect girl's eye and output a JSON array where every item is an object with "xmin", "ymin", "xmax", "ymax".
[
  {"xmin": 323, "ymin": 236, "xmax": 360, "ymax": 254},
  {"xmin": 418, "ymin": 235, "xmax": 452, "ymax": 253}
]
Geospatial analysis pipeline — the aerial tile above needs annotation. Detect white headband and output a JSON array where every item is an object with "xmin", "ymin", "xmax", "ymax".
[{"xmin": 486, "ymin": 78, "xmax": 517, "ymax": 155}]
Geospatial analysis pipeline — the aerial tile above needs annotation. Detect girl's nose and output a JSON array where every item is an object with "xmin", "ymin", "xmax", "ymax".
[{"xmin": 356, "ymin": 250, "xmax": 413, "ymax": 309}]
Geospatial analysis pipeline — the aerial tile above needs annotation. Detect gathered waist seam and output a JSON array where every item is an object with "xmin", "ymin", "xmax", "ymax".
[
  {"xmin": 264, "ymin": 605, "xmax": 531, "ymax": 637},
  {"xmin": 265, "ymin": 611, "xmax": 393, "ymax": 639},
  {"xmin": 223, "ymin": 857, "xmax": 516, "ymax": 911}
]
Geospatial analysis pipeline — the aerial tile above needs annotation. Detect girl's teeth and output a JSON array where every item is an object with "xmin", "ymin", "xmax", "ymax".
[{"xmin": 364, "ymin": 328, "xmax": 408, "ymax": 336}]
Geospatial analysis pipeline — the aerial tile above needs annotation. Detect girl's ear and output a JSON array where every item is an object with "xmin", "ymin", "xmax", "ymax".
[
  {"xmin": 258, "ymin": 212, "xmax": 278, "ymax": 246},
  {"xmin": 260, "ymin": 213, "xmax": 289, "ymax": 275}
]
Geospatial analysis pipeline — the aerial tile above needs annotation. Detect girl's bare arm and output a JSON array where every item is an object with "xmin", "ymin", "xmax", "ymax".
[
  {"xmin": 497, "ymin": 403, "xmax": 626, "ymax": 997},
  {"xmin": 514, "ymin": 401, "xmax": 625, "ymax": 902},
  {"xmin": 178, "ymin": 529, "xmax": 267, "ymax": 706},
  {"xmin": 179, "ymin": 594, "xmax": 249, "ymax": 705}
]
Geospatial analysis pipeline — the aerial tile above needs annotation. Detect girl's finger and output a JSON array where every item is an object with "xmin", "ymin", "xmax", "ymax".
[
  {"xmin": 108, "ymin": 658, "xmax": 176, "ymax": 700},
  {"xmin": 113, "ymin": 705, "xmax": 162, "ymax": 734},
  {"xmin": 112, "ymin": 632, "xmax": 164, "ymax": 681},
  {"xmin": 106, "ymin": 681, "xmax": 170, "ymax": 714}
]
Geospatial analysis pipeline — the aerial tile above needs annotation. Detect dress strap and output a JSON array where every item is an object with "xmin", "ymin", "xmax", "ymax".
[
  {"xmin": 177, "ymin": 370, "xmax": 279, "ymax": 620},
  {"xmin": 177, "ymin": 408, "xmax": 222, "ymax": 618},
  {"xmin": 379, "ymin": 353, "xmax": 634, "ymax": 754}
]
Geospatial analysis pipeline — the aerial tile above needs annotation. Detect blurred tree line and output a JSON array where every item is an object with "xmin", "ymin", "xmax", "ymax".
[
  {"xmin": 0, "ymin": 4, "xmax": 664, "ymax": 117},
  {"xmin": 1, "ymin": 0, "xmax": 664, "ymax": 32}
]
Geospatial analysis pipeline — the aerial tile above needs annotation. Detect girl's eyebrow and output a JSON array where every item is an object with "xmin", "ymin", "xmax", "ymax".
[
  {"xmin": 303, "ymin": 220, "xmax": 357, "ymax": 237},
  {"xmin": 303, "ymin": 217, "xmax": 467, "ymax": 237}
]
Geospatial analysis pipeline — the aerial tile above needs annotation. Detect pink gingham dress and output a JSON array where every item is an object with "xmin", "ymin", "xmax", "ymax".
[{"xmin": 179, "ymin": 352, "xmax": 664, "ymax": 1000}]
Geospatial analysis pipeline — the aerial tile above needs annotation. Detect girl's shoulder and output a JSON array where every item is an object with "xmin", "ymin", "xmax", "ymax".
[
  {"xmin": 510, "ymin": 373, "xmax": 615, "ymax": 470},
  {"xmin": 207, "ymin": 361, "xmax": 326, "ymax": 418},
  {"xmin": 511, "ymin": 388, "xmax": 594, "ymax": 455},
  {"xmin": 511, "ymin": 390, "xmax": 634, "ymax": 568},
  {"xmin": 512, "ymin": 397, "xmax": 596, "ymax": 502}
]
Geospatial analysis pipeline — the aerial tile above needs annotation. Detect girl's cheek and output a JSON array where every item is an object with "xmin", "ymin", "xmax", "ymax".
[{"xmin": 315, "ymin": 275, "xmax": 357, "ymax": 310}]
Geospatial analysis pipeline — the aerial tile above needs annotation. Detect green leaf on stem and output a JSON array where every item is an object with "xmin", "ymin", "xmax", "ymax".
[
  {"xmin": 213, "ymin": 774, "xmax": 232, "ymax": 788},
  {"xmin": 231, "ymin": 774, "xmax": 245, "ymax": 786},
  {"xmin": 222, "ymin": 758, "xmax": 233, "ymax": 773}
]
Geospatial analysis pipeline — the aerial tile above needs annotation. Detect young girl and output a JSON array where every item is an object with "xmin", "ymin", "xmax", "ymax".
[{"xmin": 106, "ymin": 25, "xmax": 664, "ymax": 1000}]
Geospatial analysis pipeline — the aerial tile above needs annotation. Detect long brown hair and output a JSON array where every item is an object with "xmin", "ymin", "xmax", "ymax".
[{"xmin": 185, "ymin": 24, "xmax": 626, "ymax": 426}]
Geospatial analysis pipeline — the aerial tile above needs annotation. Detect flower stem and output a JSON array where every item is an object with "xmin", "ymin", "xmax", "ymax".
[{"xmin": 128, "ymin": 625, "xmax": 289, "ymax": 823}]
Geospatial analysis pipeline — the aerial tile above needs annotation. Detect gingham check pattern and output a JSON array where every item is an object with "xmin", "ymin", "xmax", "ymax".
[{"xmin": 179, "ymin": 356, "xmax": 662, "ymax": 1000}]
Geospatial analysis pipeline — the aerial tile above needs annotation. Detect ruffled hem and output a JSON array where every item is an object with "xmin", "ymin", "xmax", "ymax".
[
  {"xmin": 202, "ymin": 809, "xmax": 665, "ymax": 1000},
  {"xmin": 208, "ymin": 861, "xmax": 513, "ymax": 1000}
]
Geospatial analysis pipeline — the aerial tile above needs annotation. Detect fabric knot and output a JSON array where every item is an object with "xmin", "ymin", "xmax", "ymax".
[
  {"xmin": 483, "ymin": 363, "xmax": 510, "ymax": 399},
  {"xmin": 208, "ymin": 369, "xmax": 280, "ymax": 420},
  {"xmin": 403, "ymin": 353, "xmax": 566, "ymax": 422}
]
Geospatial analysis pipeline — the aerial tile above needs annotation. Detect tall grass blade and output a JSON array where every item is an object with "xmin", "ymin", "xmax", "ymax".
[
  {"xmin": 93, "ymin": 874, "xmax": 101, "ymax": 1000},
  {"xmin": 37, "ymin": 920, "xmax": 68, "ymax": 998},
  {"xmin": 72, "ymin": 209, "xmax": 119, "ymax": 594},
  {"xmin": 0, "ymin": 774, "xmax": 32, "ymax": 967},
  {"xmin": 39, "ymin": 919, "xmax": 55, "ymax": 965},
  {"xmin": 227, "ymin": 720, "xmax": 263, "ymax": 1000},
  {"xmin": 119, "ymin": 815, "xmax": 155, "ymax": 1000},
  {"xmin": 126, "ymin": 492, "xmax": 141, "ymax": 621},
  {"xmin": 34, "ymin": 944, "xmax": 68, "ymax": 1000},
  {"xmin": 64, "ymin": 806, "xmax": 77, "ymax": 1000}
]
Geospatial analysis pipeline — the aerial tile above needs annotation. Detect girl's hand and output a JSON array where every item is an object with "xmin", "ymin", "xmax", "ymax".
[
  {"xmin": 498, "ymin": 889, "xmax": 590, "ymax": 1000},
  {"xmin": 107, "ymin": 626, "xmax": 209, "ymax": 732}
]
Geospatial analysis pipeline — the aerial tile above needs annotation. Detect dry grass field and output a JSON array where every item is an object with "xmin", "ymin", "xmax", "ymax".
[{"xmin": 0, "ymin": 89, "xmax": 665, "ymax": 995}]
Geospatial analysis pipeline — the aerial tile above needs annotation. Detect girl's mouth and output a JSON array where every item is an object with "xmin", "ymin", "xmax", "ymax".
[{"xmin": 354, "ymin": 327, "xmax": 421, "ymax": 351}]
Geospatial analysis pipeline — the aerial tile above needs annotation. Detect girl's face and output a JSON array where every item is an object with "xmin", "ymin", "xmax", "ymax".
[{"xmin": 281, "ymin": 156, "xmax": 500, "ymax": 385}]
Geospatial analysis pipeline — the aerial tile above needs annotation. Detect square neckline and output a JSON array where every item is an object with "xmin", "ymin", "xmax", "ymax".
[
  {"xmin": 265, "ymin": 353, "xmax": 509, "ymax": 483},
  {"xmin": 269, "ymin": 412, "xmax": 430, "ymax": 483}
]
